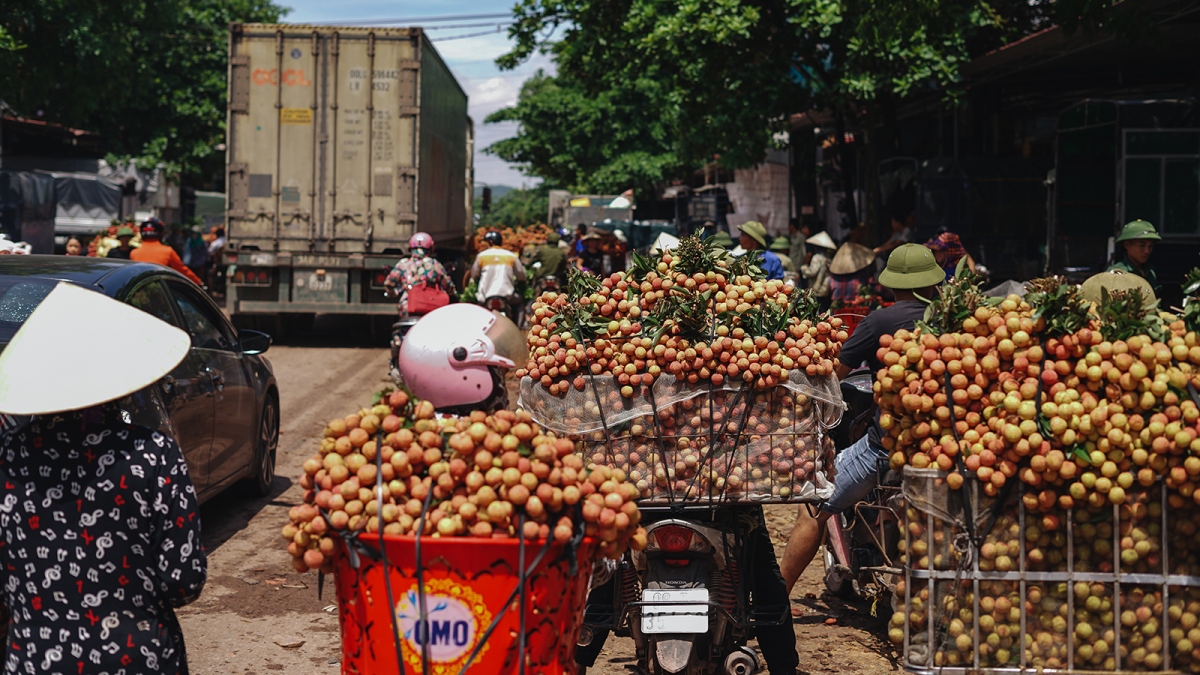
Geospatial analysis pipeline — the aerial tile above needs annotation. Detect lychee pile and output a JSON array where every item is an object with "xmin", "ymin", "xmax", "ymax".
[
  {"xmin": 889, "ymin": 273, "xmax": 1200, "ymax": 672},
  {"xmin": 283, "ymin": 390, "xmax": 647, "ymax": 573},
  {"xmin": 517, "ymin": 235, "xmax": 847, "ymax": 398}
]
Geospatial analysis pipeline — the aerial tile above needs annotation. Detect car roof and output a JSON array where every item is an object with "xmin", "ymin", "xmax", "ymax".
[{"xmin": 0, "ymin": 255, "xmax": 187, "ymax": 294}]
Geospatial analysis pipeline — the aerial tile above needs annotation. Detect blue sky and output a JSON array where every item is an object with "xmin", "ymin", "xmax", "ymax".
[{"xmin": 281, "ymin": 0, "xmax": 551, "ymax": 188}]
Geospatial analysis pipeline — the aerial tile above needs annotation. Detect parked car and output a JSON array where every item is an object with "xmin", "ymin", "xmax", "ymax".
[{"xmin": 0, "ymin": 256, "xmax": 279, "ymax": 503}]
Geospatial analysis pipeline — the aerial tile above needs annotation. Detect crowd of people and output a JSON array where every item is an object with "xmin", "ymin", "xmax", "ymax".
[{"xmin": 51, "ymin": 218, "xmax": 228, "ymax": 294}]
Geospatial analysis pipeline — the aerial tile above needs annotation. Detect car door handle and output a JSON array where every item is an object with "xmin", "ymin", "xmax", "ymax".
[{"xmin": 209, "ymin": 369, "xmax": 225, "ymax": 391}]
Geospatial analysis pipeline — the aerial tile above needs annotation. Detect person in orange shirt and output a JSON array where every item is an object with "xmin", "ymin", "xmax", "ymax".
[{"xmin": 130, "ymin": 218, "xmax": 204, "ymax": 286}]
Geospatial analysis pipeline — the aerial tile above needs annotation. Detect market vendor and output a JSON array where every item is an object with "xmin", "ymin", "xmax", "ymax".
[
  {"xmin": 578, "ymin": 232, "xmax": 605, "ymax": 275},
  {"xmin": 530, "ymin": 231, "xmax": 569, "ymax": 281},
  {"xmin": 779, "ymin": 243, "xmax": 945, "ymax": 593},
  {"xmin": 800, "ymin": 230, "xmax": 836, "ymax": 300},
  {"xmin": 0, "ymin": 283, "xmax": 207, "ymax": 675},
  {"xmin": 105, "ymin": 225, "xmax": 138, "ymax": 259},
  {"xmin": 736, "ymin": 220, "xmax": 785, "ymax": 280},
  {"xmin": 769, "ymin": 236, "xmax": 796, "ymax": 275},
  {"xmin": 828, "ymin": 241, "xmax": 876, "ymax": 303},
  {"xmin": 707, "ymin": 230, "xmax": 734, "ymax": 250},
  {"xmin": 1107, "ymin": 219, "xmax": 1161, "ymax": 292}
]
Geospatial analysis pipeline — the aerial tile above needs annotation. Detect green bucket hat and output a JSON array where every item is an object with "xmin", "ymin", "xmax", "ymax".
[
  {"xmin": 707, "ymin": 231, "xmax": 734, "ymax": 248},
  {"xmin": 116, "ymin": 226, "xmax": 135, "ymax": 238},
  {"xmin": 878, "ymin": 243, "xmax": 946, "ymax": 290},
  {"xmin": 738, "ymin": 221, "xmax": 768, "ymax": 248},
  {"xmin": 1116, "ymin": 219, "xmax": 1161, "ymax": 243},
  {"xmin": 769, "ymin": 236, "xmax": 790, "ymax": 252}
]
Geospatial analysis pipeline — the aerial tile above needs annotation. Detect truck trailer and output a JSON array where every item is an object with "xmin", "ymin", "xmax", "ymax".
[{"xmin": 223, "ymin": 23, "xmax": 472, "ymax": 325}]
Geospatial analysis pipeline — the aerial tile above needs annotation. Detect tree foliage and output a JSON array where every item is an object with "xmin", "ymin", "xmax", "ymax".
[
  {"xmin": 0, "ymin": 0, "xmax": 286, "ymax": 184},
  {"xmin": 475, "ymin": 186, "xmax": 552, "ymax": 229},
  {"xmin": 484, "ymin": 70, "xmax": 682, "ymax": 194},
  {"xmin": 492, "ymin": 0, "xmax": 1145, "ymax": 184}
]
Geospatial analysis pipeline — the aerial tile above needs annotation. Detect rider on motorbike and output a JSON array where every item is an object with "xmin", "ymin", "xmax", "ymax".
[
  {"xmin": 779, "ymin": 243, "xmax": 946, "ymax": 593},
  {"xmin": 471, "ymin": 230, "xmax": 527, "ymax": 316},
  {"xmin": 529, "ymin": 231, "xmax": 569, "ymax": 282},
  {"xmin": 383, "ymin": 232, "xmax": 456, "ymax": 315}
]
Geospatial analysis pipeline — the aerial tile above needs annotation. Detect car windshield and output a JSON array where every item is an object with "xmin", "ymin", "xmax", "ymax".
[{"xmin": 0, "ymin": 278, "xmax": 59, "ymax": 347}]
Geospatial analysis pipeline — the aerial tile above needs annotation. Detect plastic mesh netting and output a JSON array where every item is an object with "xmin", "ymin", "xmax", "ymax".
[{"xmin": 519, "ymin": 370, "xmax": 845, "ymax": 504}]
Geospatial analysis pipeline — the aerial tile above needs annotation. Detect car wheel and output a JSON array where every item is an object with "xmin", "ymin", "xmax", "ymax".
[{"xmin": 244, "ymin": 395, "xmax": 279, "ymax": 497}]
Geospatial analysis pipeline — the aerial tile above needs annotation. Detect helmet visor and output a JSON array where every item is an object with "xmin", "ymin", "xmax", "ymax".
[{"xmin": 486, "ymin": 312, "xmax": 528, "ymax": 367}]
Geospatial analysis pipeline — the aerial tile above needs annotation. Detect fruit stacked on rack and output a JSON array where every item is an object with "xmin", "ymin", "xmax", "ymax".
[
  {"xmin": 517, "ymin": 235, "xmax": 847, "ymax": 397},
  {"xmin": 878, "ymin": 272, "xmax": 1200, "ymax": 506},
  {"xmin": 283, "ymin": 390, "xmax": 647, "ymax": 573}
]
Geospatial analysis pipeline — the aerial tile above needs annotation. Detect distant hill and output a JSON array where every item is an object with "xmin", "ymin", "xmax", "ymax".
[{"xmin": 473, "ymin": 185, "xmax": 516, "ymax": 200}]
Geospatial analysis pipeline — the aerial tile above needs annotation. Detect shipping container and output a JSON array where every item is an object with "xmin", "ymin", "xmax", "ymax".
[{"xmin": 224, "ymin": 23, "xmax": 473, "ymax": 318}]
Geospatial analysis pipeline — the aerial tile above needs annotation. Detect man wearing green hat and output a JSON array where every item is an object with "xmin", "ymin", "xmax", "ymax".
[
  {"xmin": 706, "ymin": 230, "xmax": 734, "ymax": 249},
  {"xmin": 769, "ymin": 236, "xmax": 796, "ymax": 275},
  {"xmin": 780, "ymin": 243, "xmax": 945, "ymax": 593},
  {"xmin": 1107, "ymin": 219, "xmax": 1160, "ymax": 291},
  {"xmin": 104, "ymin": 226, "xmax": 137, "ymax": 260},
  {"xmin": 529, "ymin": 231, "xmax": 569, "ymax": 281},
  {"xmin": 736, "ymin": 220, "xmax": 785, "ymax": 280}
]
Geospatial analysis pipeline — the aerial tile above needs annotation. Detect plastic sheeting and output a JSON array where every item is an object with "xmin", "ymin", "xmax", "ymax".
[
  {"xmin": 519, "ymin": 370, "xmax": 845, "ymax": 504},
  {"xmin": 51, "ymin": 172, "xmax": 121, "ymax": 233},
  {"xmin": 0, "ymin": 171, "xmax": 55, "ymax": 254}
]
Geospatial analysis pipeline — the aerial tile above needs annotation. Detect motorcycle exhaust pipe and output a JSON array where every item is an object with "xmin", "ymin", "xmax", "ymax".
[{"xmin": 723, "ymin": 646, "xmax": 759, "ymax": 675}]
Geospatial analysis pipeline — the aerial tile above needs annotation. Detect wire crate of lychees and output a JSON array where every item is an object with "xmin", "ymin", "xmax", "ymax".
[{"xmin": 516, "ymin": 235, "xmax": 847, "ymax": 505}]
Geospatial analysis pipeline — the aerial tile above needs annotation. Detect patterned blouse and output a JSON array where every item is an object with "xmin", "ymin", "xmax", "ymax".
[
  {"xmin": 384, "ymin": 252, "xmax": 456, "ymax": 310},
  {"xmin": 0, "ymin": 410, "xmax": 207, "ymax": 675}
]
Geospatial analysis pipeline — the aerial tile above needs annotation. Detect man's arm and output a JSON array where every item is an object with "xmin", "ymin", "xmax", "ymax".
[
  {"xmin": 513, "ymin": 258, "xmax": 527, "ymax": 282},
  {"xmin": 167, "ymin": 249, "xmax": 204, "ymax": 285},
  {"xmin": 836, "ymin": 313, "xmax": 878, "ymax": 374},
  {"xmin": 469, "ymin": 258, "xmax": 482, "ymax": 281}
]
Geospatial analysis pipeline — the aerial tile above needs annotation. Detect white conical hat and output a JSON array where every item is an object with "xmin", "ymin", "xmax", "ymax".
[
  {"xmin": 0, "ymin": 283, "xmax": 191, "ymax": 415},
  {"xmin": 805, "ymin": 231, "xmax": 836, "ymax": 250}
]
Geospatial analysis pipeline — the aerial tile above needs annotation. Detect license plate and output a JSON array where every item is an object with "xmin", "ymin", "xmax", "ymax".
[
  {"xmin": 640, "ymin": 588, "xmax": 708, "ymax": 634},
  {"xmin": 304, "ymin": 273, "xmax": 334, "ymax": 292}
]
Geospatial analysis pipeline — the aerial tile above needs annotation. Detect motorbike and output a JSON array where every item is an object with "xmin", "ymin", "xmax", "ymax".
[
  {"xmin": 821, "ymin": 368, "xmax": 904, "ymax": 605},
  {"xmin": 578, "ymin": 504, "xmax": 787, "ymax": 675},
  {"xmin": 383, "ymin": 280, "xmax": 425, "ymax": 382}
]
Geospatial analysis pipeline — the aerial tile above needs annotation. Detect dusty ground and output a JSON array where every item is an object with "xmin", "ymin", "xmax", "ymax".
[
  {"xmin": 584, "ymin": 504, "xmax": 901, "ymax": 674},
  {"xmin": 178, "ymin": 316, "xmax": 899, "ymax": 674}
]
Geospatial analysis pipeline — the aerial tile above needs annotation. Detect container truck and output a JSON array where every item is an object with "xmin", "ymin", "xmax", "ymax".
[{"xmin": 223, "ymin": 23, "xmax": 472, "ymax": 326}]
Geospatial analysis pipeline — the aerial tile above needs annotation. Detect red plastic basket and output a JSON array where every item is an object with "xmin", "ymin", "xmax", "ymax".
[
  {"xmin": 832, "ymin": 305, "xmax": 871, "ymax": 337},
  {"xmin": 334, "ymin": 534, "xmax": 597, "ymax": 675}
]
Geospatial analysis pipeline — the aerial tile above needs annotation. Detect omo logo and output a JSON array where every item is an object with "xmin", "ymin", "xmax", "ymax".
[{"xmin": 395, "ymin": 580, "xmax": 491, "ymax": 669}]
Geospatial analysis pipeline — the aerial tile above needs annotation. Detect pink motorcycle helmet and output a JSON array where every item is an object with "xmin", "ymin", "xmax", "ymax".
[
  {"xmin": 409, "ymin": 232, "xmax": 435, "ymax": 251},
  {"xmin": 397, "ymin": 304, "xmax": 527, "ymax": 412}
]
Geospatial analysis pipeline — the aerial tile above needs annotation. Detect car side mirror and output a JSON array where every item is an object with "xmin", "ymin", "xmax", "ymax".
[{"xmin": 239, "ymin": 329, "xmax": 271, "ymax": 355}]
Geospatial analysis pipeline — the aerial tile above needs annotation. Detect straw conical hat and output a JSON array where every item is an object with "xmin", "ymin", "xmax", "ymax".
[
  {"xmin": 1081, "ymin": 270, "xmax": 1157, "ymax": 309},
  {"xmin": 0, "ymin": 283, "xmax": 190, "ymax": 415},
  {"xmin": 829, "ymin": 242, "xmax": 875, "ymax": 275},
  {"xmin": 806, "ymin": 231, "xmax": 836, "ymax": 250}
]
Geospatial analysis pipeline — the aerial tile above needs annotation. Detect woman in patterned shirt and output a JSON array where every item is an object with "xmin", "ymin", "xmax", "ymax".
[
  {"xmin": 384, "ymin": 232, "xmax": 456, "ymax": 315},
  {"xmin": 0, "ymin": 283, "xmax": 206, "ymax": 675}
]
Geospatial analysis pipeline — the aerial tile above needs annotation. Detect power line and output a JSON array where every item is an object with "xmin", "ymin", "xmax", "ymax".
[
  {"xmin": 422, "ymin": 21, "xmax": 514, "ymax": 31},
  {"xmin": 307, "ymin": 13, "xmax": 512, "ymax": 26},
  {"xmin": 431, "ymin": 28, "xmax": 511, "ymax": 42}
]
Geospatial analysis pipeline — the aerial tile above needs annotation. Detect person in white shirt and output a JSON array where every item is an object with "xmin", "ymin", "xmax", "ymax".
[{"xmin": 470, "ymin": 230, "xmax": 527, "ymax": 311}]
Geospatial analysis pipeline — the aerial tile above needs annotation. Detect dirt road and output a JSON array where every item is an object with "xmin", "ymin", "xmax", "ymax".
[
  {"xmin": 178, "ymin": 319, "xmax": 899, "ymax": 674},
  {"xmin": 177, "ymin": 319, "xmax": 389, "ymax": 674}
]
